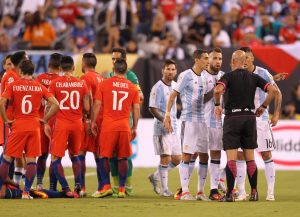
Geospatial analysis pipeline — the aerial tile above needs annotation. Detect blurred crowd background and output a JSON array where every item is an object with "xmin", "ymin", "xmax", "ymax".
[{"xmin": 1, "ymin": 0, "xmax": 300, "ymax": 119}]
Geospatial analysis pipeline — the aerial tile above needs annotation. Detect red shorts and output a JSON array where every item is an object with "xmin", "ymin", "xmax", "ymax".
[
  {"xmin": 99, "ymin": 131, "xmax": 132, "ymax": 158},
  {"xmin": 4, "ymin": 130, "xmax": 41, "ymax": 158},
  {"xmin": 80, "ymin": 119, "xmax": 102, "ymax": 153},
  {"xmin": 40, "ymin": 118, "xmax": 55, "ymax": 154},
  {"xmin": 51, "ymin": 119, "xmax": 83, "ymax": 158}
]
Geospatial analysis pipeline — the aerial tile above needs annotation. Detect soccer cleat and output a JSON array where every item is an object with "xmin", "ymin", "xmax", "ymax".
[
  {"xmin": 174, "ymin": 188, "xmax": 182, "ymax": 200},
  {"xmin": 196, "ymin": 192, "xmax": 211, "ymax": 201},
  {"xmin": 160, "ymin": 189, "xmax": 174, "ymax": 197},
  {"xmin": 148, "ymin": 173, "xmax": 160, "ymax": 195},
  {"xmin": 91, "ymin": 190, "xmax": 102, "ymax": 198},
  {"xmin": 209, "ymin": 189, "xmax": 222, "ymax": 201},
  {"xmin": 180, "ymin": 192, "xmax": 196, "ymax": 201},
  {"xmin": 219, "ymin": 194, "xmax": 235, "ymax": 202},
  {"xmin": 118, "ymin": 187, "xmax": 126, "ymax": 198},
  {"xmin": 98, "ymin": 184, "xmax": 113, "ymax": 198},
  {"xmin": 235, "ymin": 193, "xmax": 247, "ymax": 201},
  {"xmin": 266, "ymin": 194, "xmax": 275, "ymax": 201},
  {"xmin": 62, "ymin": 187, "xmax": 75, "ymax": 198},
  {"xmin": 30, "ymin": 189, "xmax": 48, "ymax": 199},
  {"xmin": 73, "ymin": 184, "xmax": 81, "ymax": 198},
  {"xmin": 22, "ymin": 192, "xmax": 33, "ymax": 200},
  {"xmin": 112, "ymin": 186, "xmax": 119, "ymax": 198},
  {"xmin": 80, "ymin": 187, "xmax": 87, "ymax": 198},
  {"xmin": 218, "ymin": 179, "xmax": 227, "ymax": 193},
  {"xmin": 125, "ymin": 186, "xmax": 134, "ymax": 196},
  {"xmin": 249, "ymin": 189, "xmax": 259, "ymax": 201},
  {"xmin": 36, "ymin": 184, "xmax": 43, "ymax": 191}
]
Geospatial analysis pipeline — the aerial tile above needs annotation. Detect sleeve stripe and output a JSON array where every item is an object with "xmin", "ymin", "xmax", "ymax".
[
  {"xmin": 216, "ymin": 81, "xmax": 226, "ymax": 89},
  {"xmin": 264, "ymin": 83, "xmax": 270, "ymax": 92}
]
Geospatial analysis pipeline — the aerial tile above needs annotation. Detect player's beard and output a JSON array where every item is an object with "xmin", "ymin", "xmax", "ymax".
[{"xmin": 210, "ymin": 65, "xmax": 220, "ymax": 74}]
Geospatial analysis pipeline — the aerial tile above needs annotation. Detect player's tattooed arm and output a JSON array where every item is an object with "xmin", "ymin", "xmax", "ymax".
[
  {"xmin": 213, "ymin": 84, "xmax": 224, "ymax": 119},
  {"xmin": 204, "ymin": 89, "xmax": 214, "ymax": 103},
  {"xmin": 149, "ymin": 107, "xmax": 164, "ymax": 122},
  {"xmin": 83, "ymin": 94, "xmax": 90, "ymax": 116},
  {"xmin": 91, "ymin": 100, "xmax": 101, "ymax": 136},
  {"xmin": 44, "ymin": 96, "xmax": 59, "ymax": 123},
  {"xmin": 256, "ymin": 85, "xmax": 277, "ymax": 117},
  {"xmin": 270, "ymin": 83, "xmax": 282, "ymax": 127}
]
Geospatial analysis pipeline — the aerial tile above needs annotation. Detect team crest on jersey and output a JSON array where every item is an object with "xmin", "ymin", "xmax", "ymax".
[{"xmin": 8, "ymin": 77, "xmax": 14, "ymax": 83}]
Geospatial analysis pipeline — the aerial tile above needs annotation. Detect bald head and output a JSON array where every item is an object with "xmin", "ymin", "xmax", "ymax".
[{"xmin": 231, "ymin": 50, "xmax": 246, "ymax": 70}]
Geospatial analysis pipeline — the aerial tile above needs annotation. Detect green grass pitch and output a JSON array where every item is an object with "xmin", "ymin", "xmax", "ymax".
[{"xmin": 1, "ymin": 168, "xmax": 300, "ymax": 217}]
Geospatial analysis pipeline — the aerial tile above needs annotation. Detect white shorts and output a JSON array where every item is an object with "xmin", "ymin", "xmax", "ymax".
[
  {"xmin": 256, "ymin": 119, "xmax": 274, "ymax": 152},
  {"xmin": 208, "ymin": 127, "xmax": 223, "ymax": 151},
  {"xmin": 153, "ymin": 133, "xmax": 181, "ymax": 156},
  {"xmin": 181, "ymin": 122, "xmax": 209, "ymax": 154}
]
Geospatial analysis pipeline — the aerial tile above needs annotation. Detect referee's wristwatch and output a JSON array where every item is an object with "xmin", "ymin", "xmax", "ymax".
[{"xmin": 214, "ymin": 102, "xmax": 220, "ymax": 106}]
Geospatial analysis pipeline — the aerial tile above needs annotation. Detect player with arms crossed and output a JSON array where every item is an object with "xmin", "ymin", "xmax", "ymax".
[
  {"xmin": 91, "ymin": 59, "xmax": 140, "ymax": 198},
  {"xmin": 78, "ymin": 53, "xmax": 104, "ymax": 197},
  {"xmin": 35, "ymin": 53, "xmax": 62, "ymax": 190},
  {"xmin": 0, "ymin": 60, "xmax": 59, "ymax": 199},
  {"xmin": 49, "ymin": 56, "xmax": 90, "ymax": 198},
  {"xmin": 148, "ymin": 59, "xmax": 181, "ymax": 196}
]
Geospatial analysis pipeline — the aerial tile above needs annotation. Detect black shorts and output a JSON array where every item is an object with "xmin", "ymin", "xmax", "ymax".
[{"xmin": 223, "ymin": 114, "xmax": 257, "ymax": 150}]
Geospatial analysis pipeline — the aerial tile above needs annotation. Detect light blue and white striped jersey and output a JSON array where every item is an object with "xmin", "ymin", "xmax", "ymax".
[
  {"xmin": 254, "ymin": 66, "xmax": 275, "ymax": 121},
  {"xmin": 174, "ymin": 69, "xmax": 207, "ymax": 122},
  {"xmin": 203, "ymin": 70, "xmax": 225, "ymax": 128},
  {"xmin": 149, "ymin": 80, "xmax": 177, "ymax": 136}
]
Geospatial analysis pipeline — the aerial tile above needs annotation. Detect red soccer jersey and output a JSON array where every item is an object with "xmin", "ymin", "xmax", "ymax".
[
  {"xmin": 49, "ymin": 76, "xmax": 89, "ymax": 121},
  {"xmin": 1, "ymin": 79, "xmax": 53, "ymax": 132},
  {"xmin": 94, "ymin": 76, "xmax": 140, "ymax": 132},
  {"xmin": 36, "ymin": 72, "xmax": 60, "ymax": 118}
]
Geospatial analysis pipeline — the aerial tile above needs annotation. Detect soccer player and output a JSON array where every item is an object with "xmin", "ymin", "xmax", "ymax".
[
  {"xmin": 1, "ymin": 51, "xmax": 28, "ymax": 185},
  {"xmin": 163, "ymin": 49, "xmax": 209, "ymax": 200},
  {"xmin": 108, "ymin": 47, "xmax": 144, "ymax": 195},
  {"xmin": 91, "ymin": 59, "xmax": 140, "ymax": 198},
  {"xmin": 0, "ymin": 59, "xmax": 59, "ymax": 199},
  {"xmin": 148, "ymin": 59, "xmax": 181, "ymax": 196},
  {"xmin": 214, "ymin": 50, "xmax": 277, "ymax": 202},
  {"xmin": 35, "ymin": 53, "xmax": 62, "ymax": 191},
  {"xmin": 203, "ymin": 48, "xmax": 225, "ymax": 200},
  {"xmin": 49, "ymin": 56, "xmax": 89, "ymax": 198},
  {"xmin": 78, "ymin": 53, "xmax": 104, "ymax": 197},
  {"xmin": 234, "ymin": 47, "xmax": 282, "ymax": 201}
]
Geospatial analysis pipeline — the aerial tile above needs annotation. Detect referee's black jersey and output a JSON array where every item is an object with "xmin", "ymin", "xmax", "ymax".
[{"xmin": 217, "ymin": 68, "xmax": 270, "ymax": 112}]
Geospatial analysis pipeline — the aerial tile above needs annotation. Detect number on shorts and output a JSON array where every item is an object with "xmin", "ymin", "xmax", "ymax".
[
  {"xmin": 265, "ymin": 139, "xmax": 274, "ymax": 149},
  {"xmin": 21, "ymin": 95, "xmax": 32, "ymax": 114},
  {"xmin": 112, "ymin": 90, "xmax": 128, "ymax": 111},
  {"xmin": 59, "ymin": 90, "xmax": 80, "ymax": 110}
]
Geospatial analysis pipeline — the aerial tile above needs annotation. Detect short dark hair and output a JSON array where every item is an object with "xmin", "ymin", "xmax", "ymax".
[
  {"xmin": 114, "ymin": 59, "xmax": 127, "ymax": 75},
  {"xmin": 60, "ymin": 56, "xmax": 74, "ymax": 71},
  {"xmin": 238, "ymin": 47, "xmax": 253, "ymax": 53},
  {"xmin": 49, "ymin": 53, "xmax": 62, "ymax": 70},
  {"xmin": 163, "ymin": 59, "xmax": 176, "ymax": 69},
  {"xmin": 112, "ymin": 47, "xmax": 127, "ymax": 59},
  {"xmin": 11, "ymin": 51, "xmax": 27, "ymax": 67},
  {"xmin": 76, "ymin": 16, "xmax": 86, "ymax": 22},
  {"xmin": 2, "ymin": 54, "xmax": 12, "ymax": 66},
  {"xmin": 83, "ymin": 53, "xmax": 97, "ymax": 68},
  {"xmin": 209, "ymin": 47, "xmax": 222, "ymax": 54},
  {"xmin": 193, "ymin": 49, "xmax": 207, "ymax": 59},
  {"xmin": 19, "ymin": 60, "xmax": 35, "ymax": 75}
]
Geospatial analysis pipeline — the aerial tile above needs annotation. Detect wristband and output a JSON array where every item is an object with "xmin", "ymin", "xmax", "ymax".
[
  {"xmin": 214, "ymin": 102, "xmax": 220, "ymax": 106},
  {"xmin": 261, "ymin": 104, "xmax": 267, "ymax": 109},
  {"xmin": 85, "ymin": 119, "xmax": 91, "ymax": 123},
  {"xmin": 165, "ymin": 112, "xmax": 171, "ymax": 116}
]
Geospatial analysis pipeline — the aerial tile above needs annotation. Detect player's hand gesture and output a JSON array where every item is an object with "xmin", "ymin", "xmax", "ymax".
[
  {"xmin": 85, "ymin": 120, "xmax": 93, "ymax": 136},
  {"xmin": 255, "ymin": 106, "xmax": 266, "ymax": 117},
  {"xmin": 214, "ymin": 106, "xmax": 222, "ymax": 120},
  {"xmin": 270, "ymin": 112, "xmax": 280, "ymax": 127},
  {"xmin": 131, "ymin": 128, "xmax": 137, "ymax": 141},
  {"xmin": 273, "ymin": 72, "xmax": 288, "ymax": 81},
  {"xmin": 91, "ymin": 121, "xmax": 98, "ymax": 137},
  {"xmin": 163, "ymin": 114, "xmax": 173, "ymax": 133}
]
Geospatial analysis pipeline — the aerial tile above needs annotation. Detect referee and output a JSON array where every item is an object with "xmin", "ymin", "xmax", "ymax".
[{"xmin": 213, "ymin": 50, "xmax": 277, "ymax": 202}]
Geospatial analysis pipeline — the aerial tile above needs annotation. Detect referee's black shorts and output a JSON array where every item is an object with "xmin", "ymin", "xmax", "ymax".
[{"xmin": 223, "ymin": 114, "xmax": 257, "ymax": 150}]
